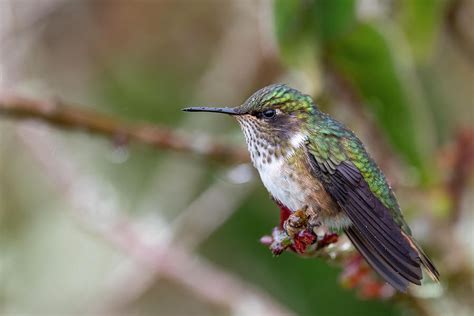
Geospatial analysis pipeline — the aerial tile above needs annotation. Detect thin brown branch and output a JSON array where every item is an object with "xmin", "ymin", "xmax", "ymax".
[
  {"xmin": 0, "ymin": 94, "xmax": 249, "ymax": 164},
  {"xmin": 445, "ymin": 0, "xmax": 474, "ymax": 64},
  {"xmin": 445, "ymin": 128, "xmax": 474, "ymax": 223}
]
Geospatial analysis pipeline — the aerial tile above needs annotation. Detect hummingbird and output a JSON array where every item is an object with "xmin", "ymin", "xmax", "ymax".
[{"xmin": 183, "ymin": 84, "xmax": 439, "ymax": 292}]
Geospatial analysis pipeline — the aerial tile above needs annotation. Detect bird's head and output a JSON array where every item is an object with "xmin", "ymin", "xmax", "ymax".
[{"xmin": 183, "ymin": 84, "xmax": 317, "ymax": 150}]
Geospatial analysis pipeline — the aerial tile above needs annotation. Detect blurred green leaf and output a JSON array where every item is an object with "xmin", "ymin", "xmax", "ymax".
[
  {"xmin": 274, "ymin": 0, "xmax": 356, "ymax": 64},
  {"xmin": 313, "ymin": 0, "xmax": 356, "ymax": 42},
  {"xmin": 398, "ymin": 0, "xmax": 445, "ymax": 62},
  {"xmin": 327, "ymin": 23, "xmax": 429, "ymax": 176},
  {"xmin": 273, "ymin": 0, "xmax": 317, "ymax": 67}
]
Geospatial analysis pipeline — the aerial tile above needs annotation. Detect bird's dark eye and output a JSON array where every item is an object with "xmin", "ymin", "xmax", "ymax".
[{"xmin": 262, "ymin": 109, "xmax": 276, "ymax": 119}]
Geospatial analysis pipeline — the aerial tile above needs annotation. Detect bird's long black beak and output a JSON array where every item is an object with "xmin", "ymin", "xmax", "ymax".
[{"xmin": 182, "ymin": 106, "xmax": 242, "ymax": 115}]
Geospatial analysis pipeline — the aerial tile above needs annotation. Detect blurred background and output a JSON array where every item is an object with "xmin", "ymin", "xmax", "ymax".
[{"xmin": 0, "ymin": 0, "xmax": 473, "ymax": 315}]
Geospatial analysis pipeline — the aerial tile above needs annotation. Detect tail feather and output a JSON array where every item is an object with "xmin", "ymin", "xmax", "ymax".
[
  {"xmin": 345, "ymin": 226, "xmax": 412, "ymax": 292},
  {"xmin": 345, "ymin": 226, "xmax": 440, "ymax": 292},
  {"xmin": 401, "ymin": 231, "xmax": 440, "ymax": 282}
]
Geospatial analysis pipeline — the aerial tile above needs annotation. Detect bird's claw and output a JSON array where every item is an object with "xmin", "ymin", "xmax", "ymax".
[
  {"xmin": 261, "ymin": 206, "xmax": 320, "ymax": 255},
  {"xmin": 284, "ymin": 207, "xmax": 309, "ymax": 238}
]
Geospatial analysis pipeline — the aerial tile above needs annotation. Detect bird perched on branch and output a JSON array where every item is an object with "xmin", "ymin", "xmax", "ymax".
[{"xmin": 183, "ymin": 84, "xmax": 439, "ymax": 292}]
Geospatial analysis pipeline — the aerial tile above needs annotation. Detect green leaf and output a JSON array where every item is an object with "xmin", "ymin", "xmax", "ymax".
[
  {"xmin": 274, "ymin": 0, "xmax": 356, "ymax": 63},
  {"xmin": 312, "ymin": 0, "xmax": 357, "ymax": 42},
  {"xmin": 327, "ymin": 23, "xmax": 428, "ymax": 175},
  {"xmin": 398, "ymin": 0, "xmax": 445, "ymax": 62}
]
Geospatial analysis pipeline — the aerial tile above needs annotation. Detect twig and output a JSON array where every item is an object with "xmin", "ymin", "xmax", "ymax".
[
  {"xmin": 0, "ymin": 94, "xmax": 249, "ymax": 164},
  {"xmin": 445, "ymin": 0, "xmax": 474, "ymax": 63},
  {"xmin": 446, "ymin": 128, "xmax": 474, "ymax": 223}
]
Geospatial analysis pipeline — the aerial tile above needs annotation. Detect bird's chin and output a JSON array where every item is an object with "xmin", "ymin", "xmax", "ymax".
[{"xmin": 234, "ymin": 114, "xmax": 251, "ymax": 123}]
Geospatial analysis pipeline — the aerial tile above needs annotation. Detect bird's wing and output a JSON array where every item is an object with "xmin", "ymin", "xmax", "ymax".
[{"xmin": 305, "ymin": 132, "xmax": 427, "ymax": 292}]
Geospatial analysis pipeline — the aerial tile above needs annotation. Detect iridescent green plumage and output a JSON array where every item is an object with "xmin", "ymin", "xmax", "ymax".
[{"xmin": 305, "ymin": 110, "xmax": 411, "ymax": 233}]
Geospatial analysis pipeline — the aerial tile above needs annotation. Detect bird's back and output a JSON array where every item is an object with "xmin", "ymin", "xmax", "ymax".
[{"xmin": 306, "ymin": 112, "xmax": 439, "ymax": 291}]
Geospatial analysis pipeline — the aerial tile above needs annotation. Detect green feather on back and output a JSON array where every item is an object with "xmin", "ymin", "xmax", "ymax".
[{"xmin": 306, "ymin": 112, "xmax": 412, "ymax": 234}]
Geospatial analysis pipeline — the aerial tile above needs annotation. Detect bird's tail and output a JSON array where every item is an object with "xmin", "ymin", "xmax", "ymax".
[{"xmin": 401, "ymin": 231, "xmax": 440, "ymax": 282}]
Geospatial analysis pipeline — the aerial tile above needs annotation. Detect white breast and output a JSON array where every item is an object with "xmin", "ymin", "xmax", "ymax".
[
  {"xmin": 256, "ymin": 157, "xmax": 306, "ymax": 211},
  {"xmin": 252, "ymin": 131, "xmax": 308, "ymax": 212}
]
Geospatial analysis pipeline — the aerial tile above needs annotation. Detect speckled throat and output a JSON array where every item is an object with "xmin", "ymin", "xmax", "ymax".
[{"xmin": 235, "ymin": 115, "xmax": 289, "ymax": 168}]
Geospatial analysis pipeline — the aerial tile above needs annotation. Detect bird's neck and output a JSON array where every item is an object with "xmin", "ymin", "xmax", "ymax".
[{"xmin": 239, "ymin": 125, "xmax": 307, "ymax": 170}]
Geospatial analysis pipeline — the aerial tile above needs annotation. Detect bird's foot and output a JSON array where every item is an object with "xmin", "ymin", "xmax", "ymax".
[
  {"xmin": 283, "ymin": 207, "xmax": 309, "ymax": 239},
  {"xmin": 260, "ymin": 226, "xmax": 317, "ymax": 256},
  {"xmin": 284, "ymin": 207, "xmax": 318, "ymax": 254},
  {"xmin": 261, "ymin": 206, "xmax": 318, "ymax": 255}
]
